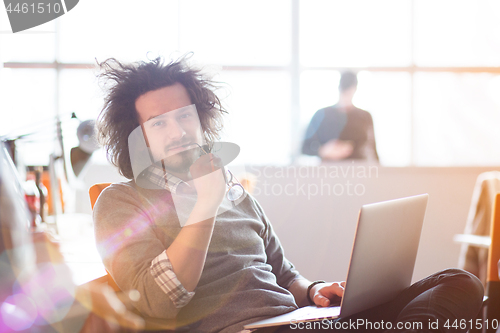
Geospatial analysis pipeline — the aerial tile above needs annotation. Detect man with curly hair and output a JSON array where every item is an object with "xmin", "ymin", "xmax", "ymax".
[{"xmin": 93, "ymin": 57, "xmax": 483, "ymax": 333}]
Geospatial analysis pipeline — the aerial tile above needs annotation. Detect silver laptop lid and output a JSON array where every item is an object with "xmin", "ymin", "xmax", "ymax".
[{"xmin": 339, "ymin": 194, "xmax": 428, "ymax": 318}]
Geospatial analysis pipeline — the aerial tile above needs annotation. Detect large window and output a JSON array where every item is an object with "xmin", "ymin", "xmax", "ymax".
[{"xmin": 1, "ymin": 0, "xmax": 500, "ymax": 166}]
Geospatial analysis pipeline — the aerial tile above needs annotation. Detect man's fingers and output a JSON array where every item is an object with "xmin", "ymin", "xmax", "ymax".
[
  {"xmin": 320, "ymin": 283, "xmax": 344, "ymax": 297},
  {"xmin": 191, "ymin": 153, "xmax": 224, "ymax": 178},
  {"xmin": 313, "ymin": 294, "xmax": 330, "ymax": 307},
  {"xmin": 313, "ymin": 282, "xmax": 345, "ymax": 307},
  {"xmin": 208, "ymin": 154, "xmax": 223, "ymax": 171}
]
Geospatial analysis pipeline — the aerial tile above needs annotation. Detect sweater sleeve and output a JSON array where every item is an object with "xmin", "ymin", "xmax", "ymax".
[
  {"xmin": 93, "ymin": 183, "xmax": 186, "ymax": 319},
  {"xmin": 150, "ymin": 251, "xmax": 195, "ymax": 308},
  {"xmin": 251, "ymin": 197, "xmax": 300, "ymax": 289}
]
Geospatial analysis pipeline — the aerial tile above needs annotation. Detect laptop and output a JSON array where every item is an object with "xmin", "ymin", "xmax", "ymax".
[{"xmin": 245, "ymin": 194, "xmax": 429, "ymax": 329}]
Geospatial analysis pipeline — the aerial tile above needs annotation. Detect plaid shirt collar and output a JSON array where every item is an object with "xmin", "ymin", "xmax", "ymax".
[{"xmin": 143, "ymin": 163, "xmax": 190, "ymax": 194}]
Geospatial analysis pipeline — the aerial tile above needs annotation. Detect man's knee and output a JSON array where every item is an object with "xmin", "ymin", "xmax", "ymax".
[
  {"xmin": 439, "ymin": 268, "xmax": 483, "ymax": 290},
  {"xmin": 437, "ymin": 268, "xmax": 484, "ymax": 306}
]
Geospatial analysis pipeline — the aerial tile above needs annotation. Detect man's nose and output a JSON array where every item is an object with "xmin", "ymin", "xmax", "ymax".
[{"xmin": 166, "ymin": 120, "xmax": 186, "ymax": 140}]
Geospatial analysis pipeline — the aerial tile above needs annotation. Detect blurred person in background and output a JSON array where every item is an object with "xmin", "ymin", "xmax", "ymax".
[{"xmin": 302, "ymin": 71, "xmax": 379, "ymax": 162}]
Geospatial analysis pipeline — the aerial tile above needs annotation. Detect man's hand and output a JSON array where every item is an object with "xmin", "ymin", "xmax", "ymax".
[
  {"xmin": 319, "ymin": 139, "xmax": 353, "ymax": 161},
  {"xmin": 189, "ymin": 153, "xmax": 226, "ymax": 210},
  {"xmin": 310, "ymin": 281, "xmax": 345, "ymax": 307}
]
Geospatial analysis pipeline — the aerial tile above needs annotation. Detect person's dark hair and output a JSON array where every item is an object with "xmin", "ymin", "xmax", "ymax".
[
  {"xmin": 96, "ymin": 56, "xmax": 227, "ymax": 180},
  {"xmin": 338, "ymin": 71, "xmax": 358, "ymax": 92}
]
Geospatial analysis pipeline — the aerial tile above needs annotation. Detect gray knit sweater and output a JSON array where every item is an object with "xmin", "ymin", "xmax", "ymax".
[{"xmin": 93, "ymin": 181, "xmax": 300, "ymax": 332}]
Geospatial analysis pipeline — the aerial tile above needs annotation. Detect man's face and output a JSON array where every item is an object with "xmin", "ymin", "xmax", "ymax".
[{"xmin": 135, "ymin": 83, "xmax": 204, "ymax": 174}]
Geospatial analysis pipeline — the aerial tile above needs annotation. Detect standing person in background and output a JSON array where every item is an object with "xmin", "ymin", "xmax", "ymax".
[{"xmin": 302, "ymin": 71, "xmax": 379, "ymax": 162}]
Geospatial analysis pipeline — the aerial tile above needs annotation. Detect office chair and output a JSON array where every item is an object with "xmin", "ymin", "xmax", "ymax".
[
  {"xmin": 458, "ymin": 172, "xmax": 500, "ymax": 285},
  {"xmin": 89, "ymin": 183, "xmax": 118, "ymax": 291},
  {"xmin": 89, "ymin": 182, "xmax": 112, "ymax": 210},
  {"xmin": 454, "ymin": 189, "xmax": 500, "ymax": 333},
  {"xmin": 485, "ymin": 193, "xmax": 500, "ymax": 333}
]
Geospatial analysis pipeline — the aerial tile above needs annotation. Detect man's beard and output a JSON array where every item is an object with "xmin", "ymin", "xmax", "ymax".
[{"xmin": 161, "ymin": 148, "xmax": 199, "ymax": 174}]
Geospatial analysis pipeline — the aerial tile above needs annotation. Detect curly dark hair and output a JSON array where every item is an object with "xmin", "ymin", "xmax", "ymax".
[{"xmin": 96, "ymin": 56, "xmax": 227, "ymax": 180}]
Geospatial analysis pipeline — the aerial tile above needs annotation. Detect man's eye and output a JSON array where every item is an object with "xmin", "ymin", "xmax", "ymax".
[
  {"xmin": 152, "ymin": 121, "xmax": 164, "ymax": 127},
  {"xmin": 179, "ymin": 114, "xmax": 191, "ymax": 120}
]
